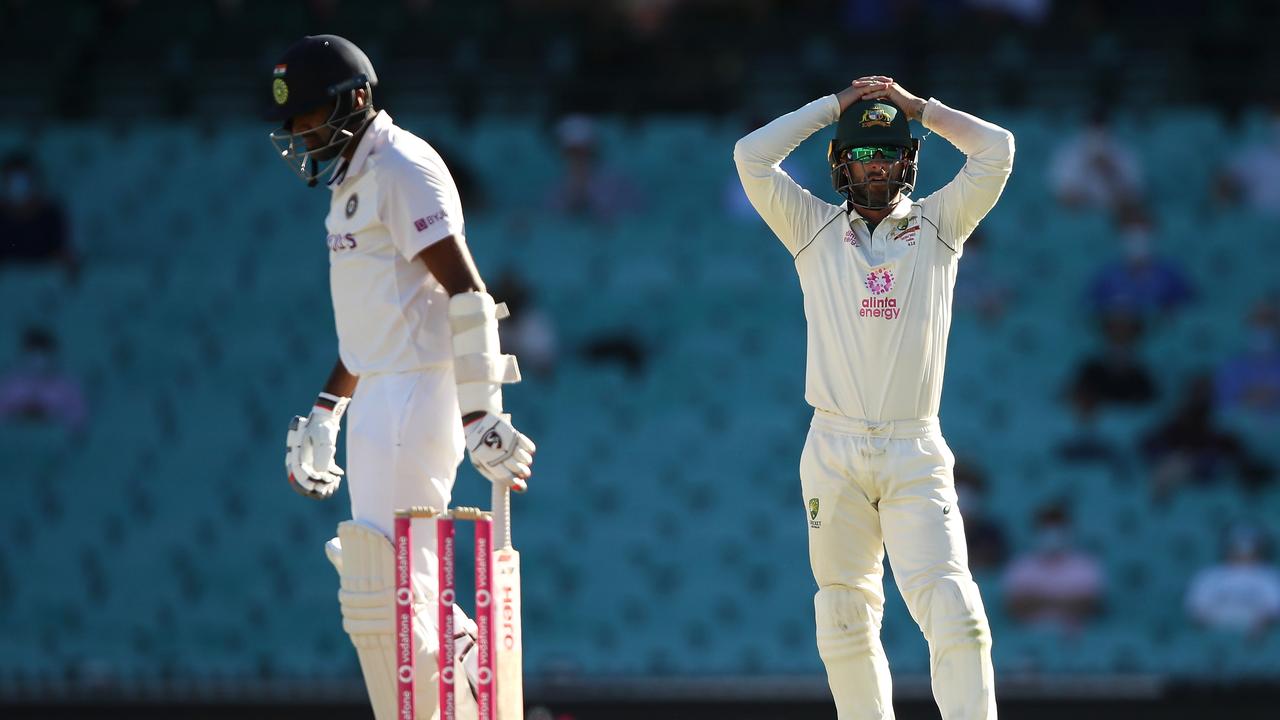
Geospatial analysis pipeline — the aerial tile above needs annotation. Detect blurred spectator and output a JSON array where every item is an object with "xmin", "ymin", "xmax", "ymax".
[
  {"xmin": 1142, "ymin": 374, "xmax": 1273, "ymax": 497},
  {"xmin": 544, "ymin": 115, "xmax": 642, "ymax": 222},
  {"xmin": 1186, "ymin": 525, "xmax": 1280, "ymax": 636},
  {"xmin": 1086, "ymin": 204, "xmax": 1193, "ymax": 319},
  {"xmin": 1215, "ymin": 298, "xmax": 1280, "ymax": 415},
  {"xmin": 1068, "ymin": 311, "xmax": 1157, "ymax": 408},
  {"xmin": 1216, "ymin": 103, "xmax": 1280, "ymax": 216},
  {"xmin": 1048, "ymin": 109, "xmax": 1143, "ymax": 211},
  {"xmin": 0, "ymin": 326, "xmax": 87, "ymax": 433},
  {"xmin": 0, "ymin": 153, "xmax": 77, "ymax": 277},
  {"xmin": 1055, "ymin": 385, "xmax": 1127, "ymax": 471},
  {"xmin": 966, "ymin": 0, "xmax": 1053, "ymax": 26},
  {"xmin": 952, "ymin": 228, "xmax": 1012, "ymax": 323},
  {"xmin": 954, "ymin": 460, "xmax": 1008, "ymax": 573},
  {"xmin": 580, "ymin": 331, "xmax": 648, "ymax": 376},
  {"xmin": 1003, "ymin": 504, "xmax": 1104, "ymax": 631},
  {"xmin": 491, "ymin": 269, "xmax": 558, "ymax": 378}
]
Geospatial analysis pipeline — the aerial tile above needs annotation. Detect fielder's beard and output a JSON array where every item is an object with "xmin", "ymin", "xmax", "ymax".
[{"xmin": 849, "ymin": 180, "xmax": 903, "ymax": 210}]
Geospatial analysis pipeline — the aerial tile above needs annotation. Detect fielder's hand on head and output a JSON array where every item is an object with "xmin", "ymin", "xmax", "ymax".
[
  {"xmin": 284, "ymin": 393, "xmax": 350, "ymax": 500},
  {"xmin": 464, "ymin": 412, "xmax": 535, "ymax": 492},
  {"xmin": 850, "ymin": 76, "xmax": 927, "ymax": 122}
]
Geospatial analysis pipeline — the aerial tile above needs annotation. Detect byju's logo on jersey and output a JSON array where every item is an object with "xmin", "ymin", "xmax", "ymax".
[
  {"xmin": 861, "ymin": 266, "xmax": 900, "ymax": 320},
  {"xmin": 326, "ymin": 232, "xmax": 357, "ymax": 252}
]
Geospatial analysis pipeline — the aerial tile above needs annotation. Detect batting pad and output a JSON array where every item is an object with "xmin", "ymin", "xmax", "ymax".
[
  {"xmin": 328, "ymin": 523, "xmax": 478, "ymax": 720},
  {"xmin": 328, "ymin": 521, "xmax": 403, "ymax": 720}
]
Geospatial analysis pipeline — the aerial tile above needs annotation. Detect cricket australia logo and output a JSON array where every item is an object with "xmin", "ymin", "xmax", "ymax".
[
  {"xmin": 860, "ymin": 103, "xmax": 898, "ymax": 128},
  {"xmin": 861, "ymin": 266, "xmax": 900, "ymax": 320},
  {"xmin": 808, "ymin": 498, "xmax": 821, "ymax": 529}
]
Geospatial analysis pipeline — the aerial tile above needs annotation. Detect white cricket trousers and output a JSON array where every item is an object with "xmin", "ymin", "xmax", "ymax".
[
  {"xmin": 346, "ymin": 367, "xmax": 469, "ymax": 719},
  {"xmin": 801, "ymin": 410, "xmax": 995, "ymax": 720}
]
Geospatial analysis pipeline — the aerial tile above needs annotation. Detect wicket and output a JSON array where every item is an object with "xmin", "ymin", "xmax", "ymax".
[{"xmin": 394, "ymin": 489, "xmax": 510, "ymax": 720}]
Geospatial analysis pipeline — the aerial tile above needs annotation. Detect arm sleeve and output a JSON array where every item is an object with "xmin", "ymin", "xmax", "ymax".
[
  {"xmin": 378, "ymin": 155, "xmax": 466, "ymax": 261},
  {"xmin": 920, "ymin": 98, "xmax": 1015, "ymax": 251},
  {"xmin": 733, "ymin": 95, "xmax": 842, "ymax": 256}
]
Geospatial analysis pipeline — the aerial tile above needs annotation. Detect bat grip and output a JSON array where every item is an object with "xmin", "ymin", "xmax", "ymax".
[{"xmin": 491, "ymin": 482, "xmax": 512, "ymax": 549}]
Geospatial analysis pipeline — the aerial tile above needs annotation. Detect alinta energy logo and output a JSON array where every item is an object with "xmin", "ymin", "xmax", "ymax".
[{"xmin": 861, "ymin": 266, "xmax": 900, "ymax": 320}]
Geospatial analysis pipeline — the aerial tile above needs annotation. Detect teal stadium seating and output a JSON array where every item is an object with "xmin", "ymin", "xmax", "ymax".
[{"xmin": 2, "ymin": 110, "xmax": 1279, "ymax": 690}]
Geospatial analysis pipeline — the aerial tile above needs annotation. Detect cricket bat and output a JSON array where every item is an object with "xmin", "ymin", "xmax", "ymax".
[{"xmin": 492, "ymin": 484, "xmax": 524, "ymax": 719}]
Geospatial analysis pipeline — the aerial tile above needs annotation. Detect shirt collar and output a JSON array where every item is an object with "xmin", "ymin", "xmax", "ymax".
[
  {"xmin": 338, "ymin": 109, "xmax": 394, "ymax": 186},
  {"xmin": 845, "ymin": 194, "xmax": 914, "ymax": 224}
]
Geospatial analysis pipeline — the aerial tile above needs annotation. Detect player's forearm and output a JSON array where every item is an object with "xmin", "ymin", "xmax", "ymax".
[
  {"xmin": 322, "ymin": 358, "xmax": 359, "ymax": 399},
  {"xmin": 733, "ymin": 95, "xmax": 841, "ymax": 171},
  {"xmin": 920, "ymin": 99, "xmax": 1014, "ymax": 168}
]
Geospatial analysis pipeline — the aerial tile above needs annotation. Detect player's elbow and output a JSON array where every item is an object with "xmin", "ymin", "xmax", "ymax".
[
  {"xmin": 999, "ymin": 130, "xmax": 1016, "ymax": 169},
  {"xmin": 732, "ymin": 137, "xmax": 757, "ymax": 169}
]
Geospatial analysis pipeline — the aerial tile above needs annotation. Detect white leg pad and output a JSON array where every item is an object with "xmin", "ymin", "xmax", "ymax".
[
  {"xmin": 330, "ymin": 520, "xmax": 401, "ymax": 720},
  {"xmin": 905, "ymin": 575, "xmax": 996, "ymax": 720},
  {"xmin": 815, "ymin": 585, "xmax": 895, "ymax": 720}
]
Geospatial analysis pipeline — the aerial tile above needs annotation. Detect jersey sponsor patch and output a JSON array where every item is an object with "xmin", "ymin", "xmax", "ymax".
[
  {"xmin": 861, "ymin": 266, "xmax": 900, "ymax": 320},
  {"xmin": 843, "ymin": 228, "xmax": 861, "ymax": 247},
  {"xmin": 345, "ymin": 193, "xmax": 359, "ymax": 218},
  {"xmin": 864, "ymin": 267, "xmax": 894, "ymax": 295},
  {"xmin": 413, "ymin": 209, "xmax": 448, "ymax": 233},
  {"xmin": 327, "ymin": 232, "xmax": 357, "ymax": 252}
]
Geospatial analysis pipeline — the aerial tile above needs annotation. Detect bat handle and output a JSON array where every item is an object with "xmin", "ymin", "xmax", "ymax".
[{"xmin": 491, "ymin": 482, "xmax": 512, "ymax": 549}]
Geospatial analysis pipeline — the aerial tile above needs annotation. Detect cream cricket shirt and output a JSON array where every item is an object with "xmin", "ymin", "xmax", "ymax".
[
  {"xmin": 324, "ymin": 110, "xmax": 464, "ymax": 376},
  {"xmin": 734, "ymin": 96, "xmax": 1014, "ymax": 422}
]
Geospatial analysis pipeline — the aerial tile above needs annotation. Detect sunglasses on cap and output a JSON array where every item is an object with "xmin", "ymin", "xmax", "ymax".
[{"xmin": 842, "ymin": 146, "xmax": 907, "ymax": 162}]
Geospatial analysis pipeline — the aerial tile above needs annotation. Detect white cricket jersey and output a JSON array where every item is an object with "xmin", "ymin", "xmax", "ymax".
[
  {"xmin": 735, "ymin": 96, "xmax": 1014, "ymax": 422},
  {"xmin": 324, "ymin": 110, "xmax": 465, "ymax": 376}
]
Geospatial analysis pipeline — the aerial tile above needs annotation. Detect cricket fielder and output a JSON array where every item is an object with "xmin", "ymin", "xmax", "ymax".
[
  {"xmin": 266, "ymin": 35, "xmax": 535, "ymax": 719},
  {"xmin": 735, "ymin": 77, "xmax": 1014, "ymax": 719}
]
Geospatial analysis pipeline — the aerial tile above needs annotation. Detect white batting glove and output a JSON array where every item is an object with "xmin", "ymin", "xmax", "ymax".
[
  {"xmin": 464, "ymin": 412, "xmax": 535, "ymax": 492},
  {"xmin": 285, "ymin": 393, "xmax": 350, "ymax": 500}
]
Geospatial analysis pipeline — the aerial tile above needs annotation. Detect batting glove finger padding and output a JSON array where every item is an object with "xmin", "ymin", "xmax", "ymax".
[{"xmin": 284, "ymin": 393, "xmax": 351, "ymax": 500}]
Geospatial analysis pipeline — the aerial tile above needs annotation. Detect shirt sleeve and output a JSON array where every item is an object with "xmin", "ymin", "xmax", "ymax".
[
  {"xmin": 919, "ymin": 99, "xmax": 1015, "ymax": 252},
  {"xmin": 378, "ymin": 154, "xmax": 466, "ymax": 261},
  {"xmin": 733, "ymin": 95, "xmax": 842, "ymax": 256}
]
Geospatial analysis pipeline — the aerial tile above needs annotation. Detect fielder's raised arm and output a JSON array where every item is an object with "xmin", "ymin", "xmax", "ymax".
[
  {"xmin": 732, "ymin": 95, "xmax": 843, "ymax": 256},
  {"xmin": 914, "ymin": 100, "xmax": 1015, "ymax": 249}
]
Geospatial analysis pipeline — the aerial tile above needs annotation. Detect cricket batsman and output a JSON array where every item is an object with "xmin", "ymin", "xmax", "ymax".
[
  {"xmin": 266, "ymin": 35, "xmax": 535, "ymax": 719},
  {"xmin": 735, "ymin": 77, "xmax": 1014, "ymax": 719}
]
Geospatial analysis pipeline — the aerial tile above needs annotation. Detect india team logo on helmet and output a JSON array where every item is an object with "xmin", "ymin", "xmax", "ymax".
[
  {"xmin": 860, "ymin": 103, "xmax": 898, "ymax": 128},
  {"xmin": 865, "ymin": 267, "xmax": 895, "ymax": 295},
  {"xmin": 272, "ymin": 64, "xmax": 289, "ymax": 105}
]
